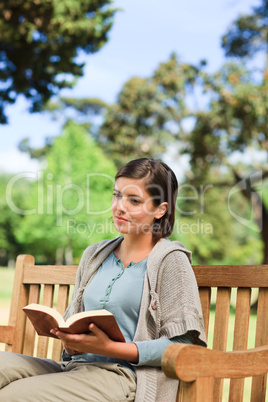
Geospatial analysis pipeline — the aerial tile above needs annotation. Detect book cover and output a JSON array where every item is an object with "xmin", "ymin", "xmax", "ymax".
[{"xmin": 23, "ymin": 303, "xmax": 125, "ymax": 342}]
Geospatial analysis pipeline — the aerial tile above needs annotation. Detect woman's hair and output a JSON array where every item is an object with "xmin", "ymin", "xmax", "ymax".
[{"xmin": 115, "ymin": 158, "xmax": 178, "ymax": 242}]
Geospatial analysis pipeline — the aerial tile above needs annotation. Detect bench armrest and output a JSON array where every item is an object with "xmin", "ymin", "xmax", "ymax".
[
  {"xmin": 162, "ymin": 343, "xmax": 268, "ymax": 381},
  {"xmin": 0, "ymin": 325, "xmax": 14, "ymax": 345},
  {"xmin": 162, "ymin": 344, "xmax": 268, "ymax": 402}
]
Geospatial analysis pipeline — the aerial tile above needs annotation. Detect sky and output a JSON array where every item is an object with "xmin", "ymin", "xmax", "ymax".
[{"xmin": 0, "ymin": 0, "xmax": 261, "ymax": 174}]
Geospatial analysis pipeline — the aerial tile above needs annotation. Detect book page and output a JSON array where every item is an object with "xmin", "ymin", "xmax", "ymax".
[
  {"xmin": 23, "ymin": 304, "xmax": 65, "ymax": 326},
  {"xmin": 65, "ymin": 309, "xmax": 112, "ymax": 327}
]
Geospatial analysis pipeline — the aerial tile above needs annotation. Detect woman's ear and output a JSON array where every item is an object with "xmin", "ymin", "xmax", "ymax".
[{"xmin": 155, "ymin": 202, "xmax": 168, "ymax": 219}]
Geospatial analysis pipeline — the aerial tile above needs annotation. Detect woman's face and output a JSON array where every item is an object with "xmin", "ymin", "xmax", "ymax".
[{"xmin": 112, "ymin": 177, "xmax": 163, "ymax": 237}]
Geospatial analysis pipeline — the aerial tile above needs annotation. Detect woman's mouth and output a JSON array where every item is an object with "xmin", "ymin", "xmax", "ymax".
[{"xmin": 115, "ymin": 216, "xmax": 129, "ymax": 223}]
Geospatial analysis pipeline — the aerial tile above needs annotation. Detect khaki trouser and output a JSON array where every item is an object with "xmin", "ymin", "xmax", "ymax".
[{"xmin": 0, "ymin": 352, "xmax": 136, "ymax": 401}]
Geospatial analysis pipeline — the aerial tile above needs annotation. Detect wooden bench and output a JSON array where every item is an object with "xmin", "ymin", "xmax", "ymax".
[
  {"xmin": 162, "ymin": 264, "xmax": 268, "ymax": 401},
  {"xmin": 0, "ymin": 255, "xmax": 268, "ymax": 401}
]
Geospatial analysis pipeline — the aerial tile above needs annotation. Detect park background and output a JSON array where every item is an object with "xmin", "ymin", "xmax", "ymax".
[
  {"xmin": 1, "ymin": 0, "xmax": 267, "ymax": 267},
  {"xmin": 0, "ymin": 0, "xmax": 267, "ymax": 386},
  {"xmin": 0, "ymin": 2, "xmax": 267, "ymax": 398}
]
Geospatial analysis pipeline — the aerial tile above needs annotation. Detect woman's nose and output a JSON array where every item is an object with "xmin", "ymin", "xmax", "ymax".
[{"xmin": 117, "ymin": 196, "xmax": 126, "ymax": 211}]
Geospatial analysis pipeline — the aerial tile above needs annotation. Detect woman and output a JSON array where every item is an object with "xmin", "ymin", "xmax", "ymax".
[{"xmin": 0, "ymin": 158, "xmax": 206, "ymax": 401}]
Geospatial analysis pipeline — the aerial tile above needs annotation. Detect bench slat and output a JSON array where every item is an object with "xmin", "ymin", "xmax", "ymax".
[
  {"xmin": 229, "ymin": 287, "xmax": 251, "ymax": 402},
  {"xmin": 213, "ymin": 287, "xmax": 231, "ymax": 401},
  {"xmin": 193, "ymin": 266, "xmax": 268, "ymax": 287},
  {"xmin": 23, "ymin": 265, "xmax": 77, "ymax": 285},
  {"xmin": 6, "ymin": 255, "xmax": 34, "ymax": 353},
  {"xmin": 36, "ymin": 285, "xmax": 54, "ymax": 358},
  {"xmin": 51, "ymin": 285, "xmax": 70, "ymax": 361},
  {"xmin": 198, "ymin": 287, "xmax": 211, "ymax": 338},
  {"xmin": 23, "ymin": 284, "xmax": 40, "ymax": 356},
  {"xmin": 251, "ymin": 287, "xmax": 268, "ymax": 402}
]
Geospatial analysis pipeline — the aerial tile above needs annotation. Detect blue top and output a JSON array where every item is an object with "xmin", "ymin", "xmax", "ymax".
[{"xmin": 71, "ymin": 251, "xmax": 194, "ymax": 372}]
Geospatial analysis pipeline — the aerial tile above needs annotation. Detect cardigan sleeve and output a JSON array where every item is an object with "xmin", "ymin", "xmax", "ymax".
[
  {"xmin": 133, "ymin": 332, "xmax": 196, "ymax": 366},
  {"xmin": 157, "ymin": 250, "xmax": 207, "ymax": 346}
]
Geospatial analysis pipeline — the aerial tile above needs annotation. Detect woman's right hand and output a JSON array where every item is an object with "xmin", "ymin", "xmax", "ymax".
[{"xmin": 50, "ymin": 328, "xmax": 79, "ymax": 355}]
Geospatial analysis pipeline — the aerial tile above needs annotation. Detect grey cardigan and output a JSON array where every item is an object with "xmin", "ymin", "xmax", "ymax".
[{"xmin": 63, "ymin": 236, "xmax": 207, "ymax": 402}]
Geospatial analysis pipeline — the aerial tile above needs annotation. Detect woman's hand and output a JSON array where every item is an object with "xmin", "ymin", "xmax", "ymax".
[
  {"xmin": 50, "ymin": 323, "xmax": 113, "ymax": 356},
  {"xmin": 50, "ymin": 324, "xmax": 139, "ymax": 363}
]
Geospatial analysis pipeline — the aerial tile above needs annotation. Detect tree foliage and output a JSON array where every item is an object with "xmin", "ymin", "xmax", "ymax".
[
  {"xmin": 187, "ymin": 62, "xmax": 268, "ymax": 176},
  {"xmin": 175, "ymin": 174, "xmax": 263, "ymax": 265},
  {"xmin": 185, "ymin": 0, "xmax": 268, "ymax": 262},
  {"xmin": 96, "ymin": 1, "xmax": 268, "ymax": 263},
  {"xmin": 14, "ymin": 122, "xmax": 117, "ymax": 264},
  {"xmin": 18, "ymin": 136, "xmax": 54, "ymax": 160},
  {"xmin": 99, "ymin": 54, "xmax": 202, "ymax": 168},
  {"xmin": 222, "ymin": 0, "xmax": 268, "ymax": 58},
  {"xmin": 0, "ymin": 173, "xmax": 30, "ymax": 266},
  {"xmin": 3, "ymin": 0, "xmax": 267, "ymax": 265},
  {"xmin": 0, "ymin": 0, "xmax": 116, "ymax": 123}
]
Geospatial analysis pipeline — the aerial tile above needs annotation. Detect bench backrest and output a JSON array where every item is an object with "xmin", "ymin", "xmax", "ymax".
[
  {"xmin": 0, "ymin": 255, "xmax": 77, "ymax": 361},
  {"xmin": 1, "ymin": 255, "xmax": 268, "ymax": 401},
  {"xmin": 194, "ymin": 264, "xmax": 268, "ymax": 401}
]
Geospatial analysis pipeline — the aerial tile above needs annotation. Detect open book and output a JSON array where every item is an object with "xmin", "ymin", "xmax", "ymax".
[{"xmin": 23, "ymin": 303, "xmax": 125, "ymax": 342}]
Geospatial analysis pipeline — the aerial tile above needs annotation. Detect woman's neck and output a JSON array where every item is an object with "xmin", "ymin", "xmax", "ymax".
[{"xmin": 115, "ymin": 234, "xmax": 156, "ymax": 267}]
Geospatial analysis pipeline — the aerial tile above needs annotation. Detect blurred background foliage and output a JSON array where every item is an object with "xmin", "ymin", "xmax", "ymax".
[
  {"xmin": 0, "ymin": 0, "xmax": 117, "ymax": 123},
  {"xmin": 0, "ymin": 0, "xmax": 267, "ymax": 265},
  {"xmin": 13, "ymin": 122, "xmax": 117, "ymax": 264}
]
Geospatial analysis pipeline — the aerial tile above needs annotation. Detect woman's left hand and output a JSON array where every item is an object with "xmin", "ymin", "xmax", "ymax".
[
  {"xmin": 50, "ymin": 324, "xmax": 139, "ymax": 363},
  {"xmin": 50, "ymin": 323, "xmax": 114, "ymax": 356}
]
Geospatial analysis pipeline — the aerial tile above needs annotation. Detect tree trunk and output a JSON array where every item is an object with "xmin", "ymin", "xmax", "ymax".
[
  {"xmin": 232, "ymin": 169, "xmax": 267, "ymax": 262},
  {"xmin": 65, "ymin": 245, "xmax": 73, "ymax": 265},
  {"xmin": 56, "ymin": 247, "xmax": 64, "ymax": 265}
]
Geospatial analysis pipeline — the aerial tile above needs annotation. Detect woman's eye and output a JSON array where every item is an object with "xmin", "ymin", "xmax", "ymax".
[
  {"xmin": 113, "ymin": 192, "xmax": 121, "ymax": 198},
  {"xmin": 130, "ymin": 198, "xmax": 141, "ymax": 204}
]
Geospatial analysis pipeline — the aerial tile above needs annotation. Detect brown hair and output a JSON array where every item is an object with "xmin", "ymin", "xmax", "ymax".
[{"xmin": 115, "ymin": 158, "xmax": 178, "ymax": 242}]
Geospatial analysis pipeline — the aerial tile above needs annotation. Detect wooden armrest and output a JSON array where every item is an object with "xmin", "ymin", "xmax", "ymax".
[
  {"xmin": 0, "ymin": 325, "xmax": 14, "ymax": 345},
  {"xmin": 162, "ymin": 343, "xmax": 268, "ymax": 381}
]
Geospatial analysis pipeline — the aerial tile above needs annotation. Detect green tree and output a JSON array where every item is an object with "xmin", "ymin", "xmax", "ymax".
[
  {"xmin": 13, "ymin": 1, "xmax": 267, "ymax": 264},
  {"xmin": 0, "ymin": 0, "xmax": 117, "ymax": 123},
  {"xmin": 186, "ymin": 0, "xmax": 268, "ymax": 262},
  {"xmin": 14, "ymin": 121, "xmax": 117, "ymax": 264},
  {"xmin": 222, "ymin": 0, "xmax": 268, "ymax": 60},
  {"xmin": 93, "ymin": 50, "xmax": 264, "ymax": 264},
  {"xmin": 17, "ymin": 96, "xmax": 108, "ymax": 160},
  {"xmin": 17, "ymin": 54, "xmax": 202, "ymax": 169},
  {"xmin": 0, "ymin": 173, "xmax": 31, "ymax": 266},
  {"xmin": 174, "ymin": 175, "xmax": 263, "ymax": 265},
  {"xmin": 99, "ymin": 54, "xmax": 201, "ymax": 168}
]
